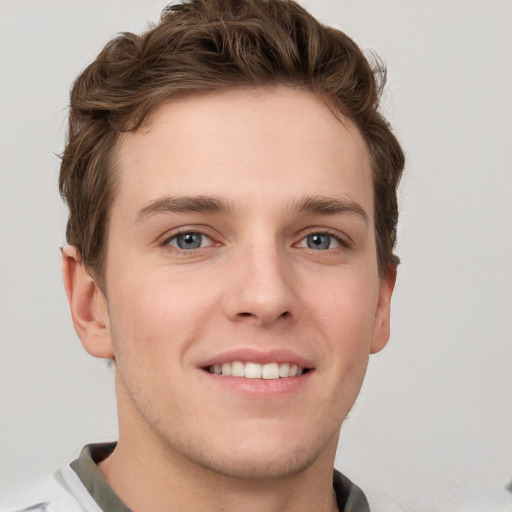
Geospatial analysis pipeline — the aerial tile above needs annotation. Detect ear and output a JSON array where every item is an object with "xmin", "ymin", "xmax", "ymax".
[
  {"xmin": 62, "ymin": 245, "xmax": 114, "ymax": 359},
  {"xmin": 370, "ymin": 265, "xmax": 397, "ymax": 354}
]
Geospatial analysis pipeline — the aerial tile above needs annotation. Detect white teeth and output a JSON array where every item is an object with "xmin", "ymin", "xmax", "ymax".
[
  {"xmin": 231, "ymin": 360, "xmax": 245, "ymax": 377},
  {"xmin": 207, "ymin": 361, "xmax": 306, "ymax": 379},
  {"xmin": 262, "ymin": 363, "xmax": 279, "ymax": 380},
  {"xmin": 244, "ymin": 362, "xmax": 262, "ymax": 379},
  {"xmin": 278, "ymin": 362, "xmax": 290, "ymax": 377}
]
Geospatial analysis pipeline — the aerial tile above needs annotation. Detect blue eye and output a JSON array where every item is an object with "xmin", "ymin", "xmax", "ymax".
[
  {"xmin": 300, "ymin": 233, "xmax": 341, "ymax": 250},
  {"xmin": 168, "ymin": 232, "xmax": 212, "ymax": 250}
]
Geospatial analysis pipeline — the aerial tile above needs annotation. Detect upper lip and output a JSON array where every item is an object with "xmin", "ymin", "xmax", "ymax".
[{"xmin": 198, "ymin": 348, "xmax": 315, "ymax": 369}]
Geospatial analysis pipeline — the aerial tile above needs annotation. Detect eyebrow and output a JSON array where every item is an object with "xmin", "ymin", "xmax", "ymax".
[
  {"xmin": 136, "ymin": 195, "xmax": 235, "ymax": 223},
  {"xmin": 292, "ymin": 195, "xmax": 369, "ymax": 225},
  {"xmin": 135, "ymin": 194, "xmax": 368, "ymax": 225}
]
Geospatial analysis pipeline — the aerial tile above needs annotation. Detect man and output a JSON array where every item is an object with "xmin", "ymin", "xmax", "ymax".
[{"xmin": 7, "ymin": 0, "xmax": 404, "ymax": 510}]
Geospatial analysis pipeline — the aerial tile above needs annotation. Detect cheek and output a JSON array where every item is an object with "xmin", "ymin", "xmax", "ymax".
[
  {"xmin": 106, "ymin": 270, "xmax": 220, "ymax": 364},
  {"xmin": 304, "ymin": 270, "xmax": 380, "ymax": 396},
  {"xmin": 308, "ymin": 269, "xmax": 380, "ymax": 341}
]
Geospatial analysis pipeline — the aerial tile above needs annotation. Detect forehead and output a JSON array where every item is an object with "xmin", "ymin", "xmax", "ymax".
[{"xmin": 112, "ymin": 87, "xmax": 373, "ymax": 219}]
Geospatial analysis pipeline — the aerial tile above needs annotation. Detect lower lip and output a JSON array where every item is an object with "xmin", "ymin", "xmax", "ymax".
[{"xmin": 200, "ymin": 369, "xmax": 314, "ymax": 398}]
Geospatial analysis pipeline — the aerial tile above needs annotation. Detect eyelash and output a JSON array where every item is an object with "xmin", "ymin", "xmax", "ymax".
[
  {"xmin": 160, "ymin": 227, "xmax": 350, "ymax": 254},
  {"xmin": 298, "ymin": 229, "xmax": 351, "ymax": 250},
  {"xmin": 161, "ymin": 230, "xmax": 216, "ymax": 253}
]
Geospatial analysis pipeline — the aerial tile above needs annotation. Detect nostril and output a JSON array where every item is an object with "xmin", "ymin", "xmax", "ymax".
[{"xmin": 235, "ymin": 310, "xmax": 291, "ymax": 322}]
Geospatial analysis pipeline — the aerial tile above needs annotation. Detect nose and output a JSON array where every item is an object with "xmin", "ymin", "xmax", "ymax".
[{"xmin": 222, "ymin": 241, "xmax": 298, "ymax": 327}]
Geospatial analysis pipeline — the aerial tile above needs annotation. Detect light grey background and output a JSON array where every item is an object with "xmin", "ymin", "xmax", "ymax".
[{"xmin": 1, "ymin": 0, "xmax": 511, "ymax": 507}]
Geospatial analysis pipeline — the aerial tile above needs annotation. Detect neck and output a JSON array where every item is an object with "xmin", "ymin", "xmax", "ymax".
[
  {"xmin": 100, "ymin": 443, "xmax": 339, "ymax": 512},
  {"xmin": 99, "ymin": 378, "xmax": 340, "ymax": 512}
]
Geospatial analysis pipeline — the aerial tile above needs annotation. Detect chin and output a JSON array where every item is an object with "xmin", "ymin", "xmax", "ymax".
[
  {"xmin": 188, "ymin": 444, "xmax": 322, "ymax": 481},
  {"xmin": 163, "ymin": 422, "xmax": 340, "ymax": 482}
]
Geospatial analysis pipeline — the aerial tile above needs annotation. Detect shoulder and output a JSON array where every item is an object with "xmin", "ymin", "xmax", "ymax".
[
  {"xmin": 0, "ymin": 465, "xmax": 101, "ymax": 512},
  {"xmin": 333, "ymin": 469, "xmax": 371, "ymax": 512}
]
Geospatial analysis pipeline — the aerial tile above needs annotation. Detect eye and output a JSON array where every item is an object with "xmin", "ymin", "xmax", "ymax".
[
  {"xmin": 167, "ymin": 232, "xmax": 213, "ymax": 250},
  {"xmin": 298, "ymin": 233, "xmax": 341, "ymax": 250}
]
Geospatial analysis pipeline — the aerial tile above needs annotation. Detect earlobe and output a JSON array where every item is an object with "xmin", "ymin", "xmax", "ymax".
[
  {"xmin": 62, "ymin": 245, "xmax": 114, "ymax": 359},
  {"xmin": 370, "ymin": 265, "xmax": 397, "ymax": 354}
]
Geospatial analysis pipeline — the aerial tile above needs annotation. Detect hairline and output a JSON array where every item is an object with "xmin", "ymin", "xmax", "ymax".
[{"xmin": 85, "ymin": 84, "xmax": 390, "ymax": 285}]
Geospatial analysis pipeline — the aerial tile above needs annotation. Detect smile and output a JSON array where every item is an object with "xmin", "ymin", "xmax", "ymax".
[{"xmin": 207, "ymin": 361, "xmax": 307, "ymax": 379}]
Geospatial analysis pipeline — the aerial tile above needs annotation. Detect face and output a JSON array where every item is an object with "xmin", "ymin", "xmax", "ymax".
[{"xmin": 92, "ymin": 88, "xmax": 394, "ymax": 480}]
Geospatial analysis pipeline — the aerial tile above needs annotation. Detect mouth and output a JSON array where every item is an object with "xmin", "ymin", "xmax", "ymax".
[{"xmin": 203, "ymin": 361, "xmax": 311, "ymax": 379}]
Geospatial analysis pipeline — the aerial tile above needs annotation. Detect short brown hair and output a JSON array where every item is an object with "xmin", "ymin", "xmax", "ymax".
[{"xmin": 59, "ymin": 0, "xmax": 404, "ymax": 283}]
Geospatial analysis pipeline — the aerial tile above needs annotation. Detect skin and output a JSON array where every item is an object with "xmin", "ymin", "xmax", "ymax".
[{"xmin": 63, "ymin": 87, "xmax": 395, "ymax": 512}]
